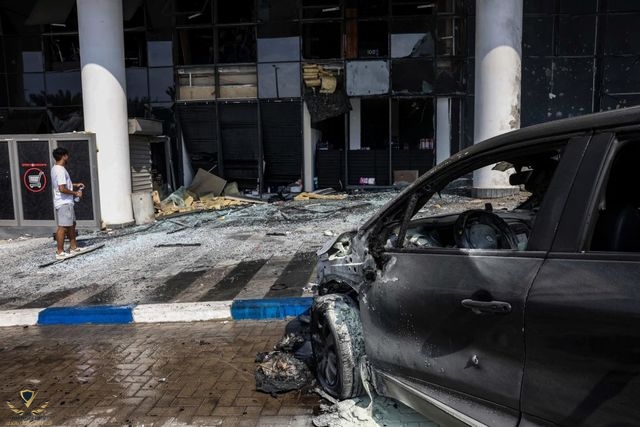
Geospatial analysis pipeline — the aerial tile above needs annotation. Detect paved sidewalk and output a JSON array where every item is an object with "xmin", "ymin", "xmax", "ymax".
[{"xmin": 0, "ymin": 320, "xmax": 322, "ymax": 426}]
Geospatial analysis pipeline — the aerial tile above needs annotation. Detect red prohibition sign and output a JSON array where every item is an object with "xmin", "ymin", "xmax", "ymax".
[{"xmin": 23, "ymin": 167, "xmax": 47, "ymax": 193}]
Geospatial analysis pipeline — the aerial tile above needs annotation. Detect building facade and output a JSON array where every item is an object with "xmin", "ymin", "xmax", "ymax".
[{"xmin": 0, "ymin": 0, "xmax": 639, "ymax": 222}]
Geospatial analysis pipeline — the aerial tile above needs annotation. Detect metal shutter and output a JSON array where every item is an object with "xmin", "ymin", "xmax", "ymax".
[{"xmin": 130, "ymin": 137, "xmax": 153, "ymax": 193}]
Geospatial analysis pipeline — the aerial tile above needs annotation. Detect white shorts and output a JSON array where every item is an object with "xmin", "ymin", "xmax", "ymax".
[{"xmin": 56, "ymin": 204, "xmax": 76, "ymax": 227}]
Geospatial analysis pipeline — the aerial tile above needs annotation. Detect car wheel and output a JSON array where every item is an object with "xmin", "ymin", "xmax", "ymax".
[{"xmin": 311, "ymin": 294, "xmax": 365, "ymax": 399}]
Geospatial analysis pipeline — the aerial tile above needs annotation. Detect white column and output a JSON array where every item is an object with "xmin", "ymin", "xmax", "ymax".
[
  {"xmin": 436, "ymin": 97, "xmax": 451, "ymax": 164},
  {"xmin": 473, "ymin": 0, "xmax": 523, "ymax": 197},
  {"xmin": 77, "ymin": 0, "xmax": 133, "ymax": 226},
  {"xmin": 303, "ymin": 102, "xmax": 314, "ymax": 191},
  {"xmin": 349, "ymin": 98, "xmax": 361, "ymax": 150}
]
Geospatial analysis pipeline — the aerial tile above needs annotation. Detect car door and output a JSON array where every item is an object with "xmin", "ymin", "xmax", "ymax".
[
  {"xmin": 359, "ymin": 137, "xmax": 589, "ymax": 425},
  {"xmin": 521, "ymin": 132, "xmax": 640, "ymax": 427}
]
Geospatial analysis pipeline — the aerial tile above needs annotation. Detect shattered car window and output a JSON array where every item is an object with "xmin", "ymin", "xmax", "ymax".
[{"xmin": 384, "ymin": 148, "xmax": 564, "ymax": 251}]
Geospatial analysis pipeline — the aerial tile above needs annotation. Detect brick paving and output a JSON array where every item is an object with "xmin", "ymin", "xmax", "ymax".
[{"xmin": 0, "ymin": 320, "xmax": 323, "ymax": 426}]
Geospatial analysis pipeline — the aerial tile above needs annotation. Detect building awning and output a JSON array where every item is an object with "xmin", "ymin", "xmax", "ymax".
[
  {"xmin": 25, "ymin": 0, "xmax": 75, "ymax": 26},
  {"xmin": 128, "ymin": 118, "xmax": 163, "ymax": 136}
]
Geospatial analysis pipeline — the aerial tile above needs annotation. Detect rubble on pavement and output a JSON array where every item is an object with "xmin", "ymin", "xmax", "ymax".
[{"xmin": 255, "ymin": 351, "xmax": 313, "ymax": 394}]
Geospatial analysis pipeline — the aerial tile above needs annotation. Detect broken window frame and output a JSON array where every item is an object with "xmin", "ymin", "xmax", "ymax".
[
  {"xmin": 216, "ymin": 0, "xmax": 256, "ymax": 24},
  {"xmin": 390, "ymin": 97, "xmax": 435, "ymax": 151},
  {"xmin": 176, "ymin": 27, "xmax": 215, "ymax": 66},
  {"xmin": 391, "ymin": 58, "xmax": 435, "ymax": 95},
  {"xmin": 436, "ymin": 16, "xmax": 463, "ymax": 57},
  {"xmin": 216, "ymin": 25, "xmax": 257, "ymax": 64},
  {"xmin": 585, "ymin": 134, "xmax": 640, "ymax": 253},
  {"xmin": 354, "ymin": 19, "xmax": 389, "ymax": 58},
  {"xmin": 174, "ymin": 0, "xmax": 213, "ymax": 26},
  {"xmin": 217, "ymin": 64, "xmax": 258, "ymax": 99},
  {"xmin": 176, "ymin": 66, "xmax": 216, "ymax": 102},
  {"xmin": 302, "ymin": 0, "xmax": 343, "ymax": 20},
  {"xmin": 390, "ymin": 17, "xmax": 436, "ymax": 58},
  {"xmin": 43, "ymin": 33, "xmax": 80, "ymax": 72},
  {"xmin": 124, "ymin": 30, "xmax": 148, "ymax": 68},
  {"xmin": 391, "ymin": 0, "xmax": 438, "ymax": 17},
  {"xmin": 302, "ymin": 21, "xmax": 344, "ymax": 60}
]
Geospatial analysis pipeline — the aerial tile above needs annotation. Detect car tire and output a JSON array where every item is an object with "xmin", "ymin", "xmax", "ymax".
[{"xmin": 311, "ymin": 294, "xmax": 365, "ymax": 400}]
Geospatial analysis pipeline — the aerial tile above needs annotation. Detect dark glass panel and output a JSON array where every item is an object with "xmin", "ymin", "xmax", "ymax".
[
  {"xmin": 302, "ymin": 22, "xmax": 342, "ymax": 59},
  {"xmin": 345, "ymin": 0, "xmax": 389, "ymax": 17},
  {"xmin": 302, "ymin": 0, "xmax": 341, "ymax": 19},
  {"xmin": 175, "ymin": 0, "xmax": 212, "ymax": 25},
  {"xmin": 522, "ymin": 17, "xmax": 553, "ymax": 56},
  {"xmin": 392, "ymin": 0, "xmax": 436, "ymax": 16},
  {"xmin": 391, "ymin": 59, "xmax": 434, "ymax": 94},
  {"xmin": 126, "ymin": 67, "xmax": 149, "ymax": 103},
  {"xmin": 217, "ymin": 26, "xmax": 257, "ymax": 63},
  {"xmin": 218, "ymin": 0, "xmax": 255, "ymax": 23},
  {"xmin": 43, "ymin": 34, "xmax": 81, "ymax": 72},
  {"xmin": 524, "ymin": 0, "xmax": 554, "ymax": 14},
  {"xmin": 258, "ymin": 0, "xmax": 299, "ymax": 22},
  {"xmin": 148, "ymin": 40, "xmax": 173, "ymax": 67},
  {"xmin": 607, "ymin": 0, "xmax": 640, "ymax": 12},
  {"xmin": 148, "ymin": 67, "xmax": 175, "ymax": 102},
  {"xmin": 176, "ymin": 28, "xmax": 214, "ymax": 65},
  {"xmin": 124, "ymin": 31, "xmax": 148, "ymax": 67},
  {"xmin": 602, "ymin": 56, "xmax": 640, "ymax": 94},
  {"xmin": 391, "ymin": 18, "xmax": 435, "ymax": 58},
  {"xmin": 48, "ymin": 106, "xmax": 83, "ymax": 132},
  {"xmin": 358, "ymin": 21, "xmax": 388, "ymax": 57},
  {"xmin": 1, "ymin": 36, "xmax": 42, "ymax": 73},
  {"xmin": 557, "ymin": 15, "xmax": 595, "ymax": 56},
  {"xmin": 604, "ymin": 14, "xmax": 640, "ymax": 55},
  {"xmin": 559, "ymin": 0, "xmax": 597, "ymax": 13},
  {"xmin": 45, "ymin": 71, "xmax": 82, "ymax": 105}
]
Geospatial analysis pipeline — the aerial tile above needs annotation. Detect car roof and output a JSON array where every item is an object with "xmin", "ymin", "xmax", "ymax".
[{"xmin": 361, "ymin": 106, "xmax": 640, "ymax": 231}]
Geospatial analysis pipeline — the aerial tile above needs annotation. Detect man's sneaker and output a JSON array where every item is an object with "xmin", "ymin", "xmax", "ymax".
[
  {"xmin": 70, "ymin": 247, "xmax": 83, "ymax": 254},
  {"xmin": 55, "ymin": 251, "xmax": 71, "ymax": 260}
]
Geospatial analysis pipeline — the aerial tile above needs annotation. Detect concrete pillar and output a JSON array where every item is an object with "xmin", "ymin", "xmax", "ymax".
[
  {"xmin": 303, "ymin": 102, "xmax": 314, "ymax": 191},
  {"xmin": 436, "ymin": 97, "xmax": 451, "ymax": 164},
  {"xmin": 473, "ymin": 0, "xmax": 522, "ymax": 197},
  {"xmin": 77, "ymin": 0, "xmax": 133, "ymax": 226},
  {"xmin": 349, "ymin": 98, "xmax": 361, "ymax": 150}
]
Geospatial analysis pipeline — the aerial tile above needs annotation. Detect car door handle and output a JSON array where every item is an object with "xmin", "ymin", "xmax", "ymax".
[{"xmin": 461, "ymin": 299, "xmax": 512, "ymax": 314}]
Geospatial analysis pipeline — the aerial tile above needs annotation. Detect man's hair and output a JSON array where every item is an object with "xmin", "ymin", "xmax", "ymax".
[{"xmin": 52, "ymin": 147, "xmax": 68, "ymax": 161}]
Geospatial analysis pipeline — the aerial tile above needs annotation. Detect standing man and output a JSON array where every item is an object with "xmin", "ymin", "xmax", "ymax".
[{"xmin": 51, "ymin": 147, "xmax": 85, "ymax": 259}]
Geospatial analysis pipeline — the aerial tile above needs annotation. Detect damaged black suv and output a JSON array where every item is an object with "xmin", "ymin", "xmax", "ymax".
[{"xmin": 311, "ymin": 107, "xmax": 640, "ymax": 427}]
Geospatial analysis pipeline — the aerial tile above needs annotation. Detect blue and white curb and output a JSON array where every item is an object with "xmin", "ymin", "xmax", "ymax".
[{"xmin": 0, "ymin": 298, "xmax": 314, "ymax": 327}]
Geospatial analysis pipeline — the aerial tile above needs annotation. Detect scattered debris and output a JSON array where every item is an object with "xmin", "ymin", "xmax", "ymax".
[
  {"xmin": 255, "ymin": 351, "xmax": 313, "ymax": 394},
  {"xmin": 275, "ymin": 333, "xmax": 306, "ymax": 352},
  {"xmin": 312, "ymin": 395, "xmax": 436, "ymax": 427},
  {"xmin": 223, "ymin": 195, "xmax": 267, "ymax": 205},
  {"xmin": 156, "ymin": 187, "xmax": 250, "ymax": 217},
  {"xmin": 154, "ymin": 243, "xmax": 202, "ymax": 248},
  {"xmin": 303, "ymin": 64, "xmax": 338, "ymax": 94},
  {"xmin": 323, "ymin": 230, "xmax": 334, "ymax": 236},
  {"xmin": 266, "ymin": 231, "xmax": 290, "ymax": 236},
  {"xmin": 187, "ymin": 168, "xmax": 227, "ymax": 197},
  {"xmin": 38, "ymin": 244, "xmax": 106, "ymax": 268},
  {"xmin": 294, "ymin": 192, "xmax": 347, "ymax": 201}
]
